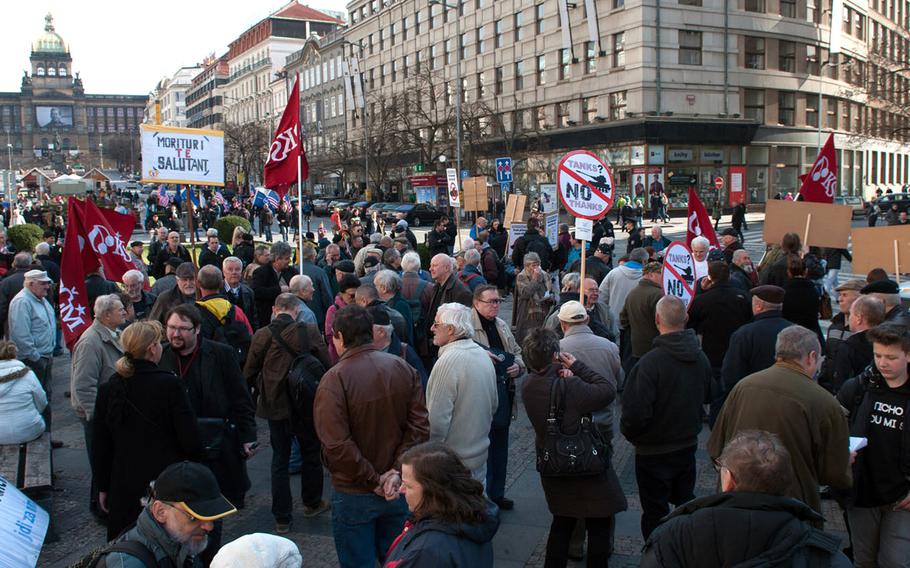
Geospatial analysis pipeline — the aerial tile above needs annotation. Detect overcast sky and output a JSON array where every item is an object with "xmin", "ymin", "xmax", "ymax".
[{"xmin": 2, "ymin": 0, "xmax": 349, "ymax": 96}]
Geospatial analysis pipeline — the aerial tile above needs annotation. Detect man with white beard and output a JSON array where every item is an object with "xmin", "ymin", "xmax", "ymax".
[{"xmin": 690, "ymin": 236, "xmax": 710, "ymax": 283}]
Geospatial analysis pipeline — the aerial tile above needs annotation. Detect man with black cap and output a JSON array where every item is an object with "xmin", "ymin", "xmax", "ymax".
[
  {"xmin": 720, "ymin": 285, "xmax": 791, "ymax": 398},
  {"xmin": 128, "ymin": 240, "xmax": 149, "ymax": 281},
  {"xmin": 862, "ymin": 278, "xmax": 910, "ymax": 329},
  {"xmin": 149, "ymin": 263, "xmax": 198, "ymax": 324},
  {"xmin": 719, "ymin": 228, "xmax": 744, "ymax": 265},
  {"xmin": 150, "ymin": 257, "xmax": 184, "ymax": 297},
  {"xmin": 95, "ymin": 461, "xmax": 236, "ymax": 567},
  {"xmin": 566, "ymin": 242, "xmax": 613, "ymax": 286},
  {"xmin": 370, "ymin": 305, "xmax": 428, "ymax": 387}
]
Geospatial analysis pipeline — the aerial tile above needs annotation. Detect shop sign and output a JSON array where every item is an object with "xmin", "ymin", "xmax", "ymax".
[
  {"xmin": 668, "ymin": 149, "xmax": 693, "ymax": 162},
  {"xmin": 648, "ymin": 145, "xmax": 665, "ymax": 164},
  {"xmin": 607, "ymin": 147, "xmax": 630, "ymax": 166},
  {"xmin": 630, "ymin": 145, "xmax": 646, "ymax": 165},
  {"xmin": 701, "ymin": 149, "xmax": 725, "ymax": 162}
]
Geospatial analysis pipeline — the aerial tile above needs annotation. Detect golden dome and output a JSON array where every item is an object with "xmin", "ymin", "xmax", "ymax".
[{"xmin": 32, "ymin": 13, "xmax": 68, "ymax": 54}]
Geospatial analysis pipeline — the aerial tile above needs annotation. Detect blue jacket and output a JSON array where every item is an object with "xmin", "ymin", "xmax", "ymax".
[{"xmin": 384, "ymin": 503, "xmax": 499, "ymax": 568}]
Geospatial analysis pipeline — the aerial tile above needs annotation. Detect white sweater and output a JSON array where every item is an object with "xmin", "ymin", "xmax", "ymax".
[
  {"xmin": 0, "ymin": 359, "xmax": 47, "ymax": 444},
  {"xmin": 426, "ymin": 338, "xmax": 498, "ymax": 471}
]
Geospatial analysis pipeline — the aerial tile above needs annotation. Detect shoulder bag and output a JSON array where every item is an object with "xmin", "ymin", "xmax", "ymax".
[{"xmin": 536, "ymin": 377, "xmax": 608, "ymax": 478}]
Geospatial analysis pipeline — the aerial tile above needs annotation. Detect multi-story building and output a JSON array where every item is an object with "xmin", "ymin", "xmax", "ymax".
[
  {"xmin": 185, "ymin": 54, "xmax": 230, "ymax": 130},
  {"xmin": 0, "ymin": 14, "xmax": 146, "ymax": 173},
  {"xmin": 146, "ymin": 65, "xmax": 203, "ymax": 128},
  {"xmin": 222, "ymin": 1, "xmax": 343, "ymax": 127},
  {"xmin": 343, "ymin": 0, "xmax": 910, "ymax": 206}
]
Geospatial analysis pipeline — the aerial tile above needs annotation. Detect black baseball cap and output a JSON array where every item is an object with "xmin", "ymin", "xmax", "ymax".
[
  {"xmin": 166, "ymin": 256, "xmax": 184, "ymax": 270},
  {"xmin": 862, "ymin": 279, "xmax": 900, "ymax": 295},
  {"xmin": 152, "ymin": 461, "xmax": 236, "ymax": 521},
  {"xmin": 335, "ymin": 260, "xmax": 355, "ymax": 274}
]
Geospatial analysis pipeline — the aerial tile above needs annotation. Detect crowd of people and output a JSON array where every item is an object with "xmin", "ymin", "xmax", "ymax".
[{"xmin": 0, "ymin": 189, "xmax": 908, "ymax": 568}]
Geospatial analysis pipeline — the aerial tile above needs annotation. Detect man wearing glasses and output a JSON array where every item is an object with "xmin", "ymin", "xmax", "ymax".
[
  {"xmin": 149, "ymin": 262, "xmax": 198, "ymax": 324},
  {"xmin": 472, "ymin": 284, "xmax": 524, "ymax": 510}
]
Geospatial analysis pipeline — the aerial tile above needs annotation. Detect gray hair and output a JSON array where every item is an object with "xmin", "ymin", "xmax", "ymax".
[
  {"xmin": 436, "ymin": 302, "xmax": 474, "ymax": 339},
  {"xmin": 122, "ymin": 269, "xmax": 144, "ymax": 284},
  {"xmin": 561, "ymin": 272, "xmax": 581, "ymax": 292},
  {"xmin": 629, "ymin": 248, "xmax": 649, "ymax": 264},
  {"xmin": 691, "ymin": 236, "xmax": 710, "ymax": 250},
  {"xmin": 206, "ymin": 228, "xmax": 219, "ymax": 238},
  {"xmin": 374, "ymin": 269, "xmax": 401, "ymax": 294},
  {"xmin": 656, "ymin": 296, "xmax": 687, "ymax": 329},
  {"xmin": 94, "ymin": 293, "xmax": 123, "ymax": 318},
  {"xmin": 274, "ymin": 292, "xmax": 301, "ymax": 314},
  {"xmin": 523, "ymin": 252, "xmax": 541, "ymax": 267},
  {"xmin": 289, "ymin": 274, "xmax": 313, "ymax": 293},
  {"xmin": 355, "ymin": 284, "xmax": 379, "ymax": 303},
  {"xmin": 301, "ymin": 246, "xmax": 317, "ymax": 261},
  {"xmin": 732, "ymin": 249, "xmax": 750, "ymax": 264},
  {"xmin": 401, "ymin": 251, "xmax": 422, "ymax": 273},
  {"xmin": 223, "ymin": 256, "xmax": 243, "ymax": 269},
  {"xmin": 34, "ymin": 242, "xmax": 50, "ymax": 256},
  {"xmin": 374, "ymin": 322, "xmax": 394, "ymax": 338},
  {"xmin": 197, "ymin": 265, "xmax": 223, "ymax": 291},
  {"xmin": 462, "ymin": 238, "xmax": 475, "ymax": 251},
  {"xmin": 464, "ymin": 248, "xmax": 481, "ymax": 266},
  {"xmin": 370, "ymin": 232, "xmax": 383, "ymax": 244},
  {"xmin": 12, "ymin": 252, "xmax": 33, "ymax": 269},
  {"xmin": 270, "ymin": 240, "xmax": 292, "ymax": 259},
  {"xmin": 775, "ymin": 325, "xmax": 821, "ymax": 362}
]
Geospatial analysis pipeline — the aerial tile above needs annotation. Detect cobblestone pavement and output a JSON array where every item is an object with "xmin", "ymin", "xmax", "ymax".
[{"xmin": 39, "ymin": 211, "xmax": 850, "ymax": 566}]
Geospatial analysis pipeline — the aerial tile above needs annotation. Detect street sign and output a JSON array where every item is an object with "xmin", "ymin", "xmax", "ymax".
[
  {"xmin": 495, "ymin": 157, "xmax": 513, "ymax": 184},
  {"xmin": 500, "ymin": 182, "xmax": 511, "ymax": 194},
  {"xmin": 461, "ymin": 169, "xmax": 470, "ymax": 179},
  {"xmin": 446, "ymin": 168, "xmax": 461, "ymax": 207},
  {"xmin": 556, "ymin": 150, "xmax": 614, "ymax": 220},
  {"xmin": 662, "ymin": 241, "xmax": 696, "ymax": 309},
  {"xmin": 714, "ymin": 176, "xmax": 724, "ymax": 190}
]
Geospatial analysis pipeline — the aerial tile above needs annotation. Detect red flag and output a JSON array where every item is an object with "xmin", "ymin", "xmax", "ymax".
[
  {"xmin": 60, "ymin": 199, "xmax": 92, "ymax": 350},
  {"xmin": 798, "ymin": 133, "xmax": 837, "ymax": 203},
  {"xmin": 686, "ymin": 188, "xmax": 720, "ymax": 248},
  {"xmin": 264, "ymin": 77, "xmax": 307, "ymax": 199},
  {"xmin": 76, "ymin": 199, "xmax": 137, "ymax": 282}
]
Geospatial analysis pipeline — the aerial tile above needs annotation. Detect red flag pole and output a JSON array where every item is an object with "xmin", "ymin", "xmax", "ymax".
[{"xmin": 297, "ymin": 75, "xmax": 304, "ymax": 275}]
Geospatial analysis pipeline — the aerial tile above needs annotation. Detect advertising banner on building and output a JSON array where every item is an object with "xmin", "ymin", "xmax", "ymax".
[{"xmin": 140, "ymin": 124, "xmax": 225, "ymax": 187}]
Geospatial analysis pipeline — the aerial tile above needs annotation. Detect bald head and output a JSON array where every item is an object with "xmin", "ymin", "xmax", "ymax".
[{"xmin": 655, "ymin": 296, "xmax": 687, "ymax": 332}]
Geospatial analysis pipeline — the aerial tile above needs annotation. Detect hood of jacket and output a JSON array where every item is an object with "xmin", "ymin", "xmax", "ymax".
[
  {"xmin": 197, "ymin": 295, "xmax": 233, "ymax": 320},
  {"xmin": 651, "ymin": 329, "xmax": 702, "ymax": 362},
  {"xmin": 407, "ymin": 501, "xmax": 500, "ymax": 545},
  {"xmin": 614, "ymin": 264, "xmax": 643, "ymax": 281},
  {"xmin": 0, "ymin": 359, "xmax": 30, "ymax": 384}
]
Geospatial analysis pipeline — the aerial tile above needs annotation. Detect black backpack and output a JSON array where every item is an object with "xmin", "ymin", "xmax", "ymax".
[
  {"xmin": 268, "ymin": 323, "xmax": 326, "ymax": 424},
  {"xmin": 70, "ymin": 539, "xmax": 158, "ymax": 568},
  {"xmin": 482, "ymin": 247, "xmax": 508, "ymax": 288},
  {"xmin": 525, "ymin": 234, "xmax": 552, "ymax": 271},
  {"xmin": 198, "ymin": 302, "xmax": 252, "ymax": 363}
]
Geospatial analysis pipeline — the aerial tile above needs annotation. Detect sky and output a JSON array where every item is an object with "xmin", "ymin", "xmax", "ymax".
[{"xmin": 1, "ymin": 0, "xmax": 349, "ymax": 96}]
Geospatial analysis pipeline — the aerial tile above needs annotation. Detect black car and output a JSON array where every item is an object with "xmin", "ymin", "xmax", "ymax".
[
  {"xmin": 366, "ymin": 202, "xmax": 389, "ymax": 217},
  {"xmin": 877, "ymin": 192, "xmax": 910, "ymax": 213},
  {"xmin": 313, "ymin": 198, "xmax": 334, "ymax": 215},
  {"xmin": 383, "ymin": 203, "xmax": 444, "ymax": 227}
]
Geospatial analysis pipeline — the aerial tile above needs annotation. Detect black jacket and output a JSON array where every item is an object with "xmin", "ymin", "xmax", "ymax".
[
  {"xmin": 384, "ymin": 504, "xmax": 500, "ymax": 568},
  {"xmin": 148, "ymin": 286, "xmax": 196, "ymax": 324},
  {"xmin": 641, "ymin": 492, "xmax": 851, "ymax": 568},
  {"xmin": 198, "ymin": 245, "xmax": 229, "ymax": 270},
  {"xmin": 85, "ymin": 274, "xmax": 120, "ymax": 318},
  {"xmin": 722, "ymin": 240, "xmax": 744, "ymax": 265},
  {"xmin": 782, "ymin": 277, "xmax": 824, "ymax": 344},
  {"xmin": 825, "ymin": 330, "xmax": 873, "ymax": 395},
  {"xmin": 488, "ymin": 228, "xmax": 509, "ymax": 259},
  {"xmin": 0, "ymin": 267, "xmax": 31, "ymax": 333},
  {"xmin": 566, "ymin": 256, "xmax": 611, "ymax": 286},
  {"xmin": 250, "ymin": 261, "xmax": 297, "ymax": 327},
  {"xmin": 687, "ymin": 283, "xmax": 752, "ymax": 368},
  {"xmin": 511, "ymin": 228, "xmax": 551, "ymax": 270},
  {"xmin": 885, "ymin": 304, "xmax": 910, "ymax": 329},
  {"xmin": 224, "ymin": 281, "xmax": 259, "ymax": 330},
  {"xmin": 621, "ymin": 330, "xmax": 712, "ymax": 455},
  {"xmin": 151, "ymin": 244, "xmax": 191, "ymax": 279},
  {"xmin": 728, "ymin": 263, "xmax": 753, "ymax": 294},
  {"xmin": 428, "ymin": 229, "xmax": 454, "ymax": 257},
  {"xmin": 92, "ymin": 360, "xmax": 202, "ymax": 540},
  {"xmin": 721, "ymin": 311, "xmax": 792, "ymax": 395},
  {"xmin": 823, "ymin": 248, "xmax": 852, "ymax": 271},
  {"xmin": 233, "ymin": 242, "xmax": 255, "ymax": 267}
]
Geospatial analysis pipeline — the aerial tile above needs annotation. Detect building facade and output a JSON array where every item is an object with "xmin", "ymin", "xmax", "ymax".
[
  {"xmin": 185, "ymin": 55, "xmax": 230, "ymax": 130},
  {"xmin": 1, "ymin": 14, "xmax": 146, "ymax": 173},
  {"xmin": 146, "ymin": 65, "xmax": 203, "ymax": 128},
  {"xmin": 342, "ymin": 0, "xmax": 910, "ymax": 205}
]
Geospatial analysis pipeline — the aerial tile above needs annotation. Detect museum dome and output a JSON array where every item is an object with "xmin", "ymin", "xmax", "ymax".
[{"xmin": 33, "ymin": 14, "xmax": 68, "ymax": 53}]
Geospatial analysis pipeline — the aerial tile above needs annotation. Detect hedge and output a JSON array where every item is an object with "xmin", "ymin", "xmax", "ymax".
[
  {"xmin": 8, "ymin": 224, "xmax": 44, "ymax": 254},
  {"xmin": 214, "ymin": 215, "xmax": 252, "ymax": 245}
]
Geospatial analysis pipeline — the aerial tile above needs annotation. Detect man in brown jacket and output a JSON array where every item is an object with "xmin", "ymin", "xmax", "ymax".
[
  {"xmin": 420, "ymin": 253, "xmax": 473, "ymax": 365},
  {"xmin": 314, "ymin": 304, "xmax": 429, "ymax": 568},
  {"xmin": 708, "ymin": 324, "xmax": 852, "ymax": 522},
  {"xmin": 243, "ymin": 293, "xmax": 331, "ymax": 533}
]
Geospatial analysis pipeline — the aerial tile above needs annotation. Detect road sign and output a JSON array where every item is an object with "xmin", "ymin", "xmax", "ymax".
[
  {"xmin": 461, "ymin": 169, "xmax": 470, "ymax": 179},
  {"xmin": 714, "ymin": 176, "xmax": 724, "ymax": 190},
  {"xmin": 446, "ymin": 168, "xmax": 461, "ymax": 207},
  {"xmin": 495, "ymin": 157, "xmax": 513, "ymax": 184},
  {"xmin": 556, "ymin": 150, "xmax": 614, "ymax": 220},
  {"xmin": 662, "ymin": 241, "xmax": 696, "ymax": 309},
  {"xmin": 500, "ymin": 182, "xmax": 511, "ymax": 194}
]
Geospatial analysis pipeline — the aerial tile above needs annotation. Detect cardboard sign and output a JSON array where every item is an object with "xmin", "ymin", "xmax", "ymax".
[
  {"xmin": 574, "ymin": 218, "xmax": 594, "ymax": 242},
  {"xmin": 762, "ymin": 199, "xmax": 852, "ymax": 249},
  {"xmin": 540, "ymin": 183, "xmax": 558, "ymax": 215},
  {"xmin": 445, "ymin": 168, "xmax": 460, "ymax": 207},
  {"xmin": 850, "ymin": 225, "xmax": 910, "ymax": 276},
  {"xmin": 461, "ymin": 177, "xmax": 488, "ymax": 212},
  {"xmin": 545, "ymin": 213, "xmax": 559, "ymax": 250},
  {"xmin": 0, "ymin": 476, "xmax": 49, "ymax": 567},
  {"xmin": 140, "ymin": 124, "xmax": 225, "ymax": 186},
  {"xmin": 507, "ymin": 223, "xmax": 527, "ymax": 256},
  {"xmin": 557, "ymin": 150, "xmax": 614, "ymax": 220},
  {"xmin": 662, "ymin": 241, "xmax": 696, "ymax": 308},
  {"xmin": 504, "ymin": 193, "xmax": 527, "ymax": 229}
]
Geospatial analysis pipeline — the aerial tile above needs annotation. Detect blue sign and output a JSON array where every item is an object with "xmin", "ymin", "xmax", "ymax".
[
  {"xmin": 495, "ymin": 157, "xmax": 513, "ymax": 184},
  {"xmin": 461, "ymin": 169, "xmax": 470, "ymax": 179},
  {"xmin": 500, "ymin": 182, "xmax": 511, "ymax": 193}
]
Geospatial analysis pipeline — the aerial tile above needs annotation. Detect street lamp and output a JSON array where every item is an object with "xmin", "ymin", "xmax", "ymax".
[
  {"xmin": 99, "ymin": 142, "xmax": 104, "ymax": 169},
  {"xmin": 429, "ymin": 0, "xmax": 463, "ymax": 189}
]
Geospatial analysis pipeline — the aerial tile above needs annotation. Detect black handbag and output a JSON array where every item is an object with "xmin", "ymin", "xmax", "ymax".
[
  {"xmin": 536, "ymin": 377, "xmax": 608, "ymax": 478},
  {"xmin": 196, "ymin": 417, "xmax": 227, "ymax": 461}
]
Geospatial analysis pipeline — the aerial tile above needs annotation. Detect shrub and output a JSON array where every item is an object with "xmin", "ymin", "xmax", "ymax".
[
  {"xmin": 7, "ymin": 224, "xmax": 44, "ymax": 253},
  {"xmin": 416, "ymin": 243, "xmax": 431, "ymax": 271},
  {"xmin": 214, "ymin": 215, "xmax": 251, "ymax": 245}
]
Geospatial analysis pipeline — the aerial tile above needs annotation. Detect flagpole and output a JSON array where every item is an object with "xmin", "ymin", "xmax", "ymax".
[{"xmin": 298, "ymin": 156, "xmax": 304, "ymax": 275}]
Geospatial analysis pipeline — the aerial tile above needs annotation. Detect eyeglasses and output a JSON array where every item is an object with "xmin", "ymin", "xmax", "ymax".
[
  {"xmin": 161, "ymin": 502, "xmax": 201, "ymax": 525},
  {"xmin": 478, "ymin": 298, "xmax": 503, "ymax": 305},
  {"xmin": 166, "ymin": 325, "xmax": 196, "ymax": 333}
]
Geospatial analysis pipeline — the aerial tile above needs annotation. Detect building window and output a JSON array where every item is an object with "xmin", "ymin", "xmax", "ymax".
[
  {"xmin": 515, "ymin": 60, "xmax": 525, "ymax": 90},
  {"xmin": 778, "ymin": 91, "xmax": 795, "ymax": 125},
  {"xmin": 537, "ymin": 55, "xmax": 546, "ymax": 85},
  {"xmin": 779, "ymin": 0, "xmax": 796, "ymax": 17},
  {"xmin": 778, "ymin": 40, "xmax": 795, "ymax": 72},
  {"xmin": 613, "ymin": 32, "xmax": 626, "ymax": 67},
  {"xmin": 460, "ymin": 33, "xmax": 468, "ymax": 59},
  {"xmin": 806, "ymin": 96, "xmax": 818, "ymax": 128},
  {"xmin": 430, "ymin": 44, "xmax": 438, "ymax": 69},
  {"xmin": 807, "ymin": 0, "xmax": 818, "ymax": 22},
  {"xmin": 495, "ymin": 67, "xmax": 503, "ymax": 94},
  {"xmin": 560, "ymin": 49, "xmax": 571, "ymax": 79},
  {"xmin": 582, "ymin": 97, "xmax": 597, "ymax": 123},
  {"xmin": 745, "ymin": 0, "xmax": 765, "ymax": 13},
  {"xmin": 477, "ymin": 72, "xmax": 486, "ymax": 98},
  {"xmin": 515, "ymin": 11, "xmax": 524, "ymax": 41},
  {"xmin": 679, "ymin": 0, "xmax": 702, "ymax": 6},
  {"xmin": 495, "ymin": 19, "xmax": 503, "ymax": 48},
  {"xmin": 536, "ymin": 106, "xmax": 547, "ymax": 129},
  {"xmin": 445, "ymin": 39, "xmax": 454, "ymax": 65},
  {"xmin": 745, "ymin": 37, "xmax": 765, "ymax": 69},
  {"xmin": 679, "ymin": 30, "xmax": 702, "ymax": 65},
  {"xmin": 585, "ymin": 41, "xmax": 597, "ymax": 74},
  {"xmin": 806, "ymin": 45, "xmax": 819, "ymax": 75},
  {"xmin": 477, "ymin": 26, "xmax": 486, "ymax": 53},
  {"xmin": 536, "ymin": 4, "xmax": 545, "ymax": 33},
  {"xmin": 744, "ymin": 89, "xmax": 765, "ymax": 122},
  {"xmin": 614, "ymin": 0, "xmax": 624, "ymax": 8},
  {"xmin": 390, "ymin": 22, "xmax": 397, "ymax": 45},
  {"xmin": 415, "ymin": 10, "xmax": 421, "ymax": 34},
  {"xmin": 609, "ymin": 91, "xmax": 627, "ymax": 120},
  {"xmin": 826, "ymin": 97, "xmax": 838, "ymax": 128},
  {"xmin": 556, "ymin": 102, "xmax": 569, "ymax": 127}
]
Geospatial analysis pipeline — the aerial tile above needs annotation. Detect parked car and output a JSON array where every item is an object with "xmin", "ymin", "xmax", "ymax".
[
  {"xmin": 312, "ymin": 198, "xmax": 334, "ymax": 215},
  {"xmin": 352, "ymin": 200, "xmax": 373, "ymax": 211},
  {"xmin": 834, "ymin": 195, "xmax": 866, "ymax": 218},
  {"xmin": 328, "ymin": 199, "xmax": 354, "ymax": 211},
  {"xmin": 366, "ymin": 202, "xmax": 389, "ymax": 217},
  {"xmin": 383, "ymin": 203, "xmax": 444, "ymax": 227}
]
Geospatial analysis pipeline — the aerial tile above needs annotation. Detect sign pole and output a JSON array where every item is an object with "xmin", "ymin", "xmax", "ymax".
[
  {"xmin": 803, "ymin": 213, "xmax": 812, "ymax": 246},
  {"xmin": 579, "ymin": 240, "xmax": 587, "ymax": 304},
  {"xmin": 186, "ymin": 186, "xmax": 198, "ymax": 269},
  {"xmin": 454, "ymin": 208, "xmax": 461, "ymax": 253},
  {"xmin": 894, "ymin": 239, "xmax": 900, "ymax": 284}
]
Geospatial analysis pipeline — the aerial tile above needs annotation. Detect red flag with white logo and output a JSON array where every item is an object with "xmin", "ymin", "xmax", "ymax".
[
  {"xmin": 60, "ymin": 199, "xmax": 92, "ymax": 350},
  {"xmin": 798, "ymin": 133, "xmax": 837, "ymax": 203},
  {"xmin": 76, "ymin": 198, "xmax": 137, "ymax": 282},
  {"xmin": 686, "ymin": 188, "xmax": 720, "ymax": 248},
  {"xmin": 264, "ymin": 77, "xmax": 308, "ymax": 199}
]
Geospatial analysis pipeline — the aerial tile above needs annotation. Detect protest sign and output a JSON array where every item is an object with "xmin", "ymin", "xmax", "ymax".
[
  {"xmin": 762, "ymin": 199, "xmax": 851, "ymax": 249},
  {"xmin": 508, "ymin": 223, "xmax": 527, "ymax": 257},
  {"xmin": 504, "ymin": 194, "xmax": 527, "ymax": 229},
  {"xmin": 850, "ymin": 225, "xmax": 910, "ymax": 280},
  {"xmin": 141, "ymin": 124, "xmax": 225, "ymax": 186},
  {"xmin": 662, "ymin": 241, "xmax": 696, "ymax": 308},
  {"xmin": 0, "ymin": 476, "xmax": 49, "ymax": 567},
  {"xmin": 557, "ymin": 150, "xmax": 614, "ymax": 220}
]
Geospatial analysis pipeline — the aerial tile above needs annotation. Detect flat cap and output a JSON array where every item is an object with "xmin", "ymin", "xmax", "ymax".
[
  {"xmin": 750, "ymin": 284, "xmax": 785, "ymax": 304},
  {"xmin": 334, "ymin": 260, "xmax": 355, "ymax": 273},
  {"xmin": 720, "ymin": 228, "xmax": 738, "ymax": 237},
  {"xmin": 835, "ymin": 279, "xmax": 866, "ymax": 292}
]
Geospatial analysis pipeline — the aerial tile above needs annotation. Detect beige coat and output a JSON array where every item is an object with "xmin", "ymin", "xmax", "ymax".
[
  {"xmin": 70, "ymin": 320, "xmax": 124, "ymax": 421},
  {"xmin": 471, "ymin": 309, "xmax": 525, "ymax": 373}
]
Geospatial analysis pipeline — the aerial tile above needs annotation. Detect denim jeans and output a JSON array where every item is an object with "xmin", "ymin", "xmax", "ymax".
[
  {"xmin": 847, "ymin": 504, "xmax": 910, "ymax": 568},
  {"xmin": 635, "ymin": 445, "xmax": 697, "ymax": 539},
  {"xmin": 331, "ymin": 491, "xmax": 408, "ymax": 568},
  {"xmin": 268, "ymin": 419, "xmax": 324, "ymax": 523}
]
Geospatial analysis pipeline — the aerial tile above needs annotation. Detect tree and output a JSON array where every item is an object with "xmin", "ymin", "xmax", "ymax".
[
  {"xmin": 362, "ymin": 91, "xmax": 410, "ymax": 194},
  {"xmin": 223, "ymin": 121, "xmax": 270, "ymax": 191},
  {"xmin": 397, "ymin": 65, "xmax": 457, "ymax": 168},
  {"xmin": 103, "ymin": 134, "xmax": 135, "ymax": 172}
]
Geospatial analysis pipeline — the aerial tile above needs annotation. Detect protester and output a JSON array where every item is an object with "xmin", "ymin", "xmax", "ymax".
[
  {"xmin": 288, "ymin": 274, "xmax": 318, "ymax": 325},
  {"xmin": 782, "ymin": 255, "xmax": 825, "ymax": 346},
  {"xmin": 837, "ymin": 324, "xmax": 910, "ymax": 567},
  {"xmin": 314, "ymin": 305, "xmax": 429, "ymax": 567},
  {"xmin": 299, "ymin": 245, "xmax": 334, "ymax": 330},
  {"xmin": 861, "ymin": 278, "xmax": 910, "ymax": 328},
  {"xmin": 622, "ymin": 296, "xmax": 712, "ymax": 539},
  {"xmin": 384, "ymin": 442, "xmax": 499, "ymax": 567},
  {"xmin": 719, "ymin": 228, "xmax": 744, "ymax": 264},
  {"xmin": 759, "ymin": 232, "xmax": 801, "ymax": 286},
  {"xmin": 641, "ymin": 430, "xmax": 852, "ymax": 567},
  {"xmin": 620, "ymin": 261, "xmax": 664, "ymax": 369},
  {"xmin": 423, "ymin": 254, "xmax": 473, "ymax": 361},
  {"xmin": 222, "ymin": 256, "xmax": 259, "ymax": 330},
  {"xmin": 566, "ymin": 242, "xmax": 612, "ymax": 286},
  {"xmin": 513, "ymin": 252, "xmax": 555, "ymax": 344},
  {"xmin": 690, "ymin": 236, "xmax": 709, "ymax": 281},
  {"xmin": 709, "ymin": 325, "xmax": 852, "ymax": 519},
  {"xmin": 600, "ymin": 247, "xmax": 648, "ymax": 339},
  {"xmin": 822, "ymin": 295, "xmax": 884, "ymax": 395},
  {"xmin": 325, "ymin": 274, "xmax": 361, "ymax": 364},
  {"xmin": 149, "ymin": 262, "xmax": 197, "ymax": 323},
  {"xmin": 374, "ymin": 269, "xmax": 416, "ymax": 345},
  {"xmin": 641, "ymin": 226, "xmax": 670, "ymax": 253},
  {"xmin": 199, "ymin": 231, "xmax": 230, "ymax": 270},
  {"xmin": 728, "ymin": 249, "xmax": 756, "ymax": 293},
  {"xmin": 151, "ymin": 231, "xmax": 191, "ymax": 278},
  {"xmin": 121, "ymin": 269, "xmax": 154, "ymax": 320},
  {"xmin": 150, "ymin": 257, "xmax": 183, "ymax": 297},
  {"xmin": 521, "ymin": 328, "xmax": 626, "ymax": 567},
  {"xmin": 8, "ymin": 268, "xmax": 55, "ymax": 427},
  {"xmin": 0, "ymin": 340, "xmax": 47, "ymax": 444},
  {"xmin": 0, "ymin": 252, "xmax": 38, "ymax": 333},
  {"xmin": 511, "ymin": 217, "xmax": 552, "ymax": 270},
  {"xmin": 369, "ymin": 307, "xmax": 429, "ymax": 388},
  {"xmin": 251, "ymin": 241, "xmax": 297, "ymax": 326},
  {"xmin": 93, "ymin": 320, "xmax": 203, "ymax": 540}
]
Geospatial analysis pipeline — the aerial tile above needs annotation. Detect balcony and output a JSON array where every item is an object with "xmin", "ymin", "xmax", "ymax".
[{"xmin": 228, "ymin": 58, "xmax": 271, "ymax": 83}]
